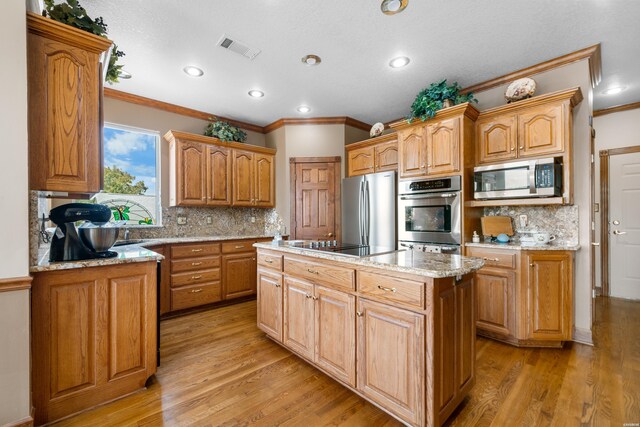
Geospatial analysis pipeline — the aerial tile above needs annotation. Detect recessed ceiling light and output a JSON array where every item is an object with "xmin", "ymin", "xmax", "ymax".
[
  {"xmin": 381, "ymin": 0, "xmax": 408, "ymax": 15},
  {"xmin": 118, "ymin": 70, "xmax": 132, "ymax": 80},
  {"xmin": 183, "ymin": 66, "xmax": 204, "ymax": 77},
  {"xmin": 297, "ymin": 105, "xmax": 311, "ymax": 113},
  {"xmin": 602, "ymin": 86, "xmax": 626, "ymax": 95},
  {"xmin": 248, "ymin": 89, "xmax": 264, "ymax": 98},
  {"xmin": 301, "ymin": 55, "xmax": 322, "ymax": 66},
  {"xmin": 389, "ymin": 56, "xmax": 410, "ymax": 68}
]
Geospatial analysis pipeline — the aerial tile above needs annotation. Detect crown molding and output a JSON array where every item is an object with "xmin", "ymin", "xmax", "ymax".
[
  {"xmin": 263, "ymin": 117, "xmax": 371, "ymax": 133},
  {"xmin": 388, "ymin": 102, "xmax": 480, "ymax": 130},
  {"xmin": 593, "ymin": 101, "xmax": 640, "ymax": 117},
  {"xmin": 27, "ymin": 12, "xmax": 112, "ymax": 53}
]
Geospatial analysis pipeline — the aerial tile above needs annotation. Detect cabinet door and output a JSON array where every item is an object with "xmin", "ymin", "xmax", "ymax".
[
  {"xmin": 176, "ymin": 141, "xmax": 206, "ymax": 205},
  {"xmin": 398, "ymin": 127, "xmax": 427, "ymax": 179},
  {"xmin": 28, "ymin": 36, "xmax": 102, "ymax": 193},
  {"xmin": 257, "ymin": 268, "xmax": 283, "ymax": 342},
  {"xmin": 456, "ymin": 275, "xmax": 475, "ymax": 394},
  {"xmin": 475, "ymin": 268, "xmax": 516, "ymax": 337},
  {"xmin": 426, "ymin": 118, "xmax": 460, "ymax": 175},
  {"xmin": 254, "ymin": 153, "xmax": 275, "ymax": 207},
  {"xmin": 283, "ymin": 277, "xmax": 315, "ymax": 360},
  {"xmin": 524, "ymin": 252, "xmax": 572, "ymax": 340},
  {"xmin": 518, "ymin": 103, "xmax": 564, "ymax": 158},
  {"xmin": 222, "ymin": 252, "xmax": 257, "ymax": 299},
  {"xmin": 206, "ymin": 146, "xmax": 231, "ymax": 205},
  {"xmin": 476, "ymin": 115, "xmax": 518, "ymax": 164},
  {"xmin": 347, "ymin": 146, "xmax": 375, "ymax": 176},
  {"xmin": 357, "ymin": 298, "xmax": 424, "ymax": 425},
  {"xmin": 232, "ymin": 149, "xmax": 255, "ymax": 206},
  {"xmin": 314, "ymin": 286, "xmax": 356, "ymax": 387},
  {"xmin": 375, "ymin": 141, "xmax": 399, "ymax": 172}
]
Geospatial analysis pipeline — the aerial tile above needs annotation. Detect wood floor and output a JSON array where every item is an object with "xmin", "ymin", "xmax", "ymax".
[{"xmin": 54, "ymin": 297, "xmax": 639, "ymax": 427}]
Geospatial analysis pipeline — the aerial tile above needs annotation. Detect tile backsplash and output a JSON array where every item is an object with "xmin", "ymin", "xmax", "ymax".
[{"xmin": 483, "ymin": 205, "xmax": 579, "ymax": 244}]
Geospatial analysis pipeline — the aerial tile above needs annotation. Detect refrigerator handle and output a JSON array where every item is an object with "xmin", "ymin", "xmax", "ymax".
[
  {"xmin": 365, "ymin": 180, "xmax": 370, "ymax": 246},
  {"xmin": 359, "ymin": 181, "xmax": 365, "ymax": 245}
]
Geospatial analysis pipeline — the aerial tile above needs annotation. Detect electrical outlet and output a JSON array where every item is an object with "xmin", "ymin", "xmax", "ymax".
[
  {"xmin": 177, "ymin": 216, "xmax": 187, "ymax": 225},
  {"xmin": 519, "ymin": 214, "xmax": 528, "ymax": 228},
  {"xmin": 250, "ymin": 216, "xmax": 256, "ymax": 223},
  {"xmin": 206, "ymin": 216, "xmax": 212, "ymax": 224}
]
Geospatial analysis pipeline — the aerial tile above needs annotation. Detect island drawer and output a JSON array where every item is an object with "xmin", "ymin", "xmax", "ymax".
[
  {"xmin": 171, "ymin": 242, "xmax": 221, "ymax": 259},
  {"xmin": 171, "ymin": 268, "xmax": 220, "ymax": 287},
  {"xmin": 358, "ymin": 270, "xmax": 425, "ymax": 308},
  {"xmin": 171, "ymin": 256, "xmax": 220, "ymax": 273},
  {"xmin": 257, "ymin": 251, "xmax": 283, "ymax": 271},
  {"xmin": 171, "ymin": 282, "xmax": 221, "ymax": 311},
  {"xmin": 284, "ymin": 257, "xmax": 355, "ymax": 291},
  {"xmin": 466, "ymin": 247, "xmax": 517, "ymax": 269},
  {"xmin": 222, "ymin": 240, "xmax": 255, "ymax": 254}
]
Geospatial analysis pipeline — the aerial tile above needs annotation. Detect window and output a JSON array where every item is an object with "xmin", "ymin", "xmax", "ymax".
[{"xmin": 91, "ymin": 123, "xmax": 161, "ymax": 226}]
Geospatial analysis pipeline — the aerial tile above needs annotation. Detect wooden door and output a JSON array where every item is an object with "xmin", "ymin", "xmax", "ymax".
[
  {"xmin": 257, "ymin": 267, "xmax": 283, "ymax": 342},
  {"xmin": 222, "ymin": 252, "xmax": 257, "ymax": 299},
  {"xmin": 176, "ymin": 140, "xmax": 206, "ymax": 205},
  {"xmin": 254, "ymin": 153, "xmax": 275, "ymax": 207},
  {"xmin": 518, "ymin": 103, "xmax": 564, "ymax": 158},
  {"xmin": 426, "ymin": 118, "xmax": 460, "ymax": 175},
  {"xmin": 291, "ymin": 158, "xmax": 340, "ymax": 241},
  {"xmin": 283, "ymin": 277, "xmax": 315, "ymax": 360},
  {"xmin": 314, "ymin": 285, "xmax": 356, "ymax": 387},
  {"xmin": 347, "ymin": 146, "xmax": 375, "ymax": 176},
  {"xmin": 476, "ymin": 115, "xmax": 518, "ymax": 164},
  {"xmin": 232, "ymin": 149, "xmax": 255, "ymax": 206},
  {"xmin": 398, "ymin": 127, "xmax": 427, "ymax": 179},
  {"xmin": 524, "ymin": 252, "xmax": 572, "ymax": 340},
  {"xmin": 375, "ymin": 140, "xmax": 398, "ymax": 172},
  {"xmin": 475, "ymin": 268, "xmax": 516, "ymax": 337},
  {"xmin": 357, "ymin": 298, "xmax": 424, "ymax": 425},
  {"xmin": 206, "ymin": 146, "xmax": 231, "ymax": 205}
]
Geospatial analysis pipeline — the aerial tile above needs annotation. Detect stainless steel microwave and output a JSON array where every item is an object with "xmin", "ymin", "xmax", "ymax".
[{"xmin": 473, "ymin": 158, "xmax": 562, "ymax": 200}]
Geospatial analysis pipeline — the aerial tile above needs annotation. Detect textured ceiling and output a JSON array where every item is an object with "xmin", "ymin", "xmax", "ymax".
[{"xmin": 83, "ymin": 0, "xmax": 640, "ymax": 126}]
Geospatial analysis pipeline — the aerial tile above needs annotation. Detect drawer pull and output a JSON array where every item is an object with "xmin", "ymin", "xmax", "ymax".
[
  {"xmin": 377, "ymin": 285, "xmax": 396, "ymax": 293},
  {"xmin": 191, "ymin": 249, "xmax": 203, "ymax": 253},
  {"xmin": 191, "ymin": 275, "xmax": 203, "ymax": 280},
  {"xmin": 264, "ymin": 259, "xmax": 273, "ymax": 264},
  {"xmin": 191, "ymin": 262, "xmax": 203, "ymax": 266},
  {"xmin": 483, "ymin": 257, "xmax": 500, "ymax": 262},
  {"xmin": 307, "ymin": 268, "xmax": 319, "ymax": 275},
  {"xmin": 190, "ymin": 289, "xmax": 203, "ymax": 293},
  {"xmin": 235, "ymin": 245, "xmax": 245, "ymax": 249}
]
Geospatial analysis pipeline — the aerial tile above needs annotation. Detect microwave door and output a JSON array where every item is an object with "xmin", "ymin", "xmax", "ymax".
[{"xmin": 474, "ymin": 161, "xmax": 533, "ymax": 199}]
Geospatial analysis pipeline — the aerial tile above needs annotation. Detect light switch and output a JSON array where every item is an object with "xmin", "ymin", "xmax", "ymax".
[
  {"xmin": 519, "ymin": 214, "xmax": 528, "ymax": 228},
  {"xmin": 206, "ymin": 216, "xmax": 212, "ymax": 224},
  {"xmin": 250, "ymin": 216, "xmax": 256, "ymax": 223}
]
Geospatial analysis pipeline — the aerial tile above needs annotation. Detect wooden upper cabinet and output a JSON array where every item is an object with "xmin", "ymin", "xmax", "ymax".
[
  {"xmin": 375, "ymin": 141, "xmax": 398, "ymax": 172},
  {"xmin": 426, "ymin": 117, "xmax": 460, "ymax": 175},
  {"xmin": 232, "ymin": 149, "xmax": 255, "ymax": 206},
  {"xmin": 206, "ymin": 146, "xmax": 231, "ymax": 205},
  {"xmin": 398, "ymin": 127, "xmax": 427, "ymax": 179},
  {"xmin": 27, "ymin": 13, "xmax": 112, "ymax": 193},
  {"xmin": 476, "ymin": 115, "xmax": 518, "ymax": 164},
  {"xmin": 347, "ymin": 146, "xmax": 375, "ymax": 176},
  {"xmin": 176, "ymin": 141, "xmax": 206, "ymax": 205},
  {"xmin": 345, "ymin": 134, "xmax": 398, "ymax": 177},
  {"xmin": 518, "ymin": 103, "xmax": 564, "ymax": 157},
  {"xmin": 254, "ymin": 153, "xmax": 275, "ymax": 207}
]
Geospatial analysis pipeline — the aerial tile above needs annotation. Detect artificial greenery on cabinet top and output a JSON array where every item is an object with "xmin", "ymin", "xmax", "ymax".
[
  {"xmin": 407, "ymin": 80, "xmax": 477, "ymax": 122},
  {"xmin": 42, "ymin": 0, "xmax": 125, "ymax": 84},
  {"xmin": 204, "ymin": 118, "xmax": 247, "ymax": 143}
]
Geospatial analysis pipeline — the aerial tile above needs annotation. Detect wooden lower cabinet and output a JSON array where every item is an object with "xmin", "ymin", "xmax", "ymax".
[
  {"xmin": 474, "ymin": 268, "xmax": 516, "ymax": 337},
  {"xmin": 257, "ymin": 267, "xmax": 283, "ymax": 341},
  {"xmin": 222, "ymin": 251, "xmax": 257, "ymax": 299},
  {"xmin": 283, "ymin": 276, "xmax": 315, "ymax": 359},
  {"xmin": 31, "ymin": 262, "xmax": 157, "ymax": 425}
]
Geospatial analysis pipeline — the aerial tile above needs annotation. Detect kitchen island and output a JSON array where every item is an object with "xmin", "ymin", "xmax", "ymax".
[{"xmin": 254, "ymin": 242, "xmax": 484, "ymax": 427}]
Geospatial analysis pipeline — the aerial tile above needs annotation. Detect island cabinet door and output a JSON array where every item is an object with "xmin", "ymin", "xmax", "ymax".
[
  {"xmin": 356, "ymin": 298, "xmax": 424, "ymax": 426},
  {"xmin": 257, "ymin": 268, "xmax": 283, "ymax": 342},
  {"xmin": 314, "ymin": 285, "xmax": 356, "ymax": 387},
  {"xmin": 283, "ymin": 277, "xmax": 315, "ymax": 360}
]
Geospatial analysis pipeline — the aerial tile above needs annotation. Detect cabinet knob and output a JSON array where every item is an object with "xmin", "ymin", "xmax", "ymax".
[
  {"xmin": 510, "ymin": 147, "xmax": 515, "ymax": 151},
  {"xmin": 530, "ymin": 263, "xmax": 534, "ymax": 267},
  {"xmin": 274, "ymin": 283, "xmax": 281, "ymax": 288},
  {"xmin": 356, "ymin": 311, "xmax": 364, "ymax": 317},
  {"xmin": 326, "ymin": 233, "xmax": 333, "ymax": 237},
  {"xmin": 252, "ymin": 258, "xmax": 256, "ymax": 261},
  {"xmin": 305, "ymin": 294, "xmax": 313, "ymax": 299},
  {"xmin": 191, "ymin": 275, "xmax": 203, "ymax": 280},
  {"xmin": 312, "ymin": 296, "xmax": 318, "ymax": 301},
  {"xmin": 427, "ymin": 164, "xmax": 432, "ymax": 168},
  {"xmin": 421, "ymin": 164, "xmax": 426, "ymax": 169},
  {"xmin": 191, "ymin": 262, "xmax": 203, "ymax": 266},
  {"xmin": 191, "ymin": 249, "xmax": 203, "ymax": 253},
  {"xmin": 265, "ymin": 259, "xmax": 273, "ymax": 264},
  {"xmin": 519, "ymin": 146, "xmax": 525, "ymax": 150},
  {"xmin": 190, "ymin": 289, "xmax": 203, "ymax": 293}
]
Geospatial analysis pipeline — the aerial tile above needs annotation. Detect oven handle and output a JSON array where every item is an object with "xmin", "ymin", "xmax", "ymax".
[{"xmin": 400, "ymin": 193, "xmax": 458, "ymax": 200}]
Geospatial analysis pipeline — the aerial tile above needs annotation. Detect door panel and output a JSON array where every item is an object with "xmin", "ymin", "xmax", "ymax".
[
  {"xmin": 293, "ymin": 161, "xmax": 337, "ymax": 240},
  {"xmin": 283, "ymin": 277, "xmax": 315, "ymax": 360},
  {"xmin": 232, "ymin": 150, "xmax": 254, "ymax": 206},
  {"xmin": 398, "ymin": 128, "xmax": 426, "ymax": 179},
  {"xmin": 475, "ymin": 268, "xmax": 515, "ymax": 336},
  {"xmin": 375, "ymin": 141, "xmax": 398, "ymax": 172},
  {"xmin": 426, "ymin": 118, "xmax": 460, "ymax": 175},
  {"xmin": 476, "ymin": 115, "xmax": 518, "ymax": 164},
  {"xmin": 222, "ymin": 252, "xmax": 257, "ymax": 299},
  {"xmin": 257, "ymin": 268, "xmax": 283, "ymax": 341},
  {"xmin": 609, "ymin": 152, "xmax": 640, "ymax": 299},
  {"xmin": 255, "ymin": 154, "xmax": 275, "ymax": 207},
  {"xmin": 348, "ymin": 146, "xmax": 375, "ymax": 176},
  {"xmin": 518, "ymin": 104, "xmax": 563, "ymax": 157},
  {"xmin": 177, "ymin": 141, "xmax": 206, "ymax": 205},
  {"xmin": 206, "ymin": 146, "xmax": 231, "ymax": 205}
]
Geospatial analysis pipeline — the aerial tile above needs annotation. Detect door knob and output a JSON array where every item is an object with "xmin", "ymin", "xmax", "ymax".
[
  {"xmin": 612, "ymin": 220, "xmax": 620, "ymax": 225},
  {"xmin": 613, "ymin": 230, "xmax": 627, "ymax": 235}
]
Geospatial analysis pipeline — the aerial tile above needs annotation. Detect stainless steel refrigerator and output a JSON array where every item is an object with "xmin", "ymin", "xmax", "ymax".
[{"xmin": 341, "ymin": 171, "xmax": 397, "ymax": 249}]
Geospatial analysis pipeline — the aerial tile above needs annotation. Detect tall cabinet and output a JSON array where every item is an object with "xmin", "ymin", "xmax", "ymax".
[{"xmin": 27, "ymin": 13, "xmax": 112, "ymax": 193}]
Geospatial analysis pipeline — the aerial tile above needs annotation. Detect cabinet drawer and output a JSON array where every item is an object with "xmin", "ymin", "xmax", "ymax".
[
  {"xmin": 358, "ymin": 271, "xmax": 424, "ymax": 308},
  {"xmin": 171, "ymin": 282, "xmax": 221, "ymax": 311},
  {"xmin": 284, "ymin": 257, "xmax": 355, "ymax": 291},
  {"xmin": 171, "ymin": 269, "xmax": 220, "ymax": 287},
  {"xmin": 171, "ymin": 256, "xmax": 220, "ymax": 273},
  {"xmin": 258, "ymin": 252, "xmax": 282, "ymax": 271},
  {"xmin": 467, "ymin": 247, "xmax": 517, "ymax": 269},
  {"xmin": 171, "ymin": 242, "xmax": 220, "ymax": 259},
  {"xmin": 222, "ymin": 240, "xmax": 255, "ymax": 254}
]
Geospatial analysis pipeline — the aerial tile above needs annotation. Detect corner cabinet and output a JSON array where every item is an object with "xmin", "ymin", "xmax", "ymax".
[
  {"xmin": 27, "ymin": 13, "xmax": 112, "ymax": 193},
  {"xmin": 346, "ymin": 134, "xmax": 398, "ymax": 177},
  {"xmin": 165, "ymin": 131, "xmax": 275, "ymax": 208}
]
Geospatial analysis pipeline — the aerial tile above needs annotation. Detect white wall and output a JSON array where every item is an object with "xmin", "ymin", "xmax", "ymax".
[
  {"xmin": 0, "ymin": 0, "xmax": 31, "ymax": 424},
  {"xmin": 472, "ymin": 60, "xmax": 594, "ymax": 338}
]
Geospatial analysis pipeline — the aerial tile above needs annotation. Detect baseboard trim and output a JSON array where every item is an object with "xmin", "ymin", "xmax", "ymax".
[
  {"xmin": 572, "ymin": 327, "xmax": 593, "ymax": 346},
  {"xmin": 2, "ymin": 414, "xmax": 34, "ymax": 427},
  {"xmin": 0, "ymin": 276, "xmax": 33, "ymax": 293}
]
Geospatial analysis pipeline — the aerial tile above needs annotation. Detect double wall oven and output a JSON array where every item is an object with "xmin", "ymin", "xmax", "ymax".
[{"xmin": 398, "ymin": 176, "xmax": 461, "ymax": 255}]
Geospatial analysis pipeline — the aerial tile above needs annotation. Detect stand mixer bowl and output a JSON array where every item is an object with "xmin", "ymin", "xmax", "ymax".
[{"xmin": 78, "ymin": 226, "xmax": 119, "ymax": 253}]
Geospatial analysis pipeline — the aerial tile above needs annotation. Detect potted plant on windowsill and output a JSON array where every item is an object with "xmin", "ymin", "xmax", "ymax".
[
  {"xmin": 407, "ymin": 80, "xmax": 477, "ymax": 123},
  {"xmin": 204, "ymin": 118, "xmax": 247, "ymax": 143}
]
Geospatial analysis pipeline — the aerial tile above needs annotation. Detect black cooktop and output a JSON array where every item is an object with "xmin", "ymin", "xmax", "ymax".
[{"xmin": 287, "ymin": 241, "xmax": 396, "ymax": 257}]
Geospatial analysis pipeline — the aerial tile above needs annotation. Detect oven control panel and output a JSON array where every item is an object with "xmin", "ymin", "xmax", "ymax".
[{"xmin": 399, "ymin": 175, "xmax": 461, "ymax": 194}]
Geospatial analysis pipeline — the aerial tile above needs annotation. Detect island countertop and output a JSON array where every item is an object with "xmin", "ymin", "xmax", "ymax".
[
  {"xmin": 254, "ymin": 242, "xmax": 484, "ymax": 278},
  {"xmin": 31, "ymin": 245, "xmax": 164, "ymax": 273}
]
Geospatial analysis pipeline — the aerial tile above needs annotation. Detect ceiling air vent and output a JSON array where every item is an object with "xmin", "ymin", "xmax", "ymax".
[{"xmin": 217, "ymin": 34, "xmax": 261, "ymax": 60}]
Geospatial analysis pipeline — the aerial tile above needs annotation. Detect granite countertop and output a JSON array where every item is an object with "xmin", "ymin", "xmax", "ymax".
[
  {"xmin": 136, "ymin": 234, "xmax": 280, "ymax": 247},
  {"xmin": 31, "ymin": 245, "xmax": 164, "ymax": 273},
  {"xmin": 254, "ymin": 242, "xmax": 485, "ymax": 279},
  {"xmin": 465, "ymin": 241, "xmax": 581, "ymax": 251}
]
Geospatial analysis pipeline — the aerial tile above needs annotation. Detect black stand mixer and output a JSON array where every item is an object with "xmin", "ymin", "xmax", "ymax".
[{"xmin": 49, "ymin": 203, "xmax": 119, "ymax": 262}]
